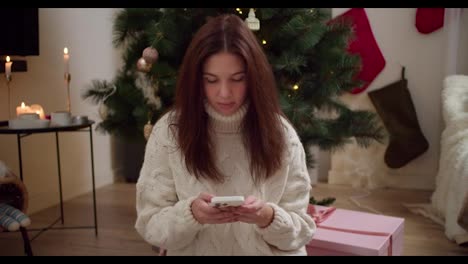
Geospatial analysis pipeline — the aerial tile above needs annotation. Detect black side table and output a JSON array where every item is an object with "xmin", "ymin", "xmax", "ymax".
[{"xmin": 0, "ymin": 120, "xmax": 98, "ymax": 241}]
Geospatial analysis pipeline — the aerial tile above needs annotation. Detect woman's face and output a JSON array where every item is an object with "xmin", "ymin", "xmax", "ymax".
[{"xmin": 203, "ymin": 52, "xmax": 247, "ymax": 116}]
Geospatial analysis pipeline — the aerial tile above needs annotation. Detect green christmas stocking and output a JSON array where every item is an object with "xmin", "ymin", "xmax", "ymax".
[{"xmin": 368, "ymin": 68, "xmax": 429, "ymax": 168}]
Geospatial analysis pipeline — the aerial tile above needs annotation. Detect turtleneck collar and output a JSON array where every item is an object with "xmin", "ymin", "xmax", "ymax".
[{"xmin": 204, "ymin": 101, "xmax": 248, "ymax": 134}]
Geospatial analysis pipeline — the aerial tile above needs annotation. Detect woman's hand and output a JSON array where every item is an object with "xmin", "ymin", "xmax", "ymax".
[
  {"xmin": 233, "ymin": 195, "xmax": 274, "ymax": 228},
  {"xmin": 191, "ymin": 192, "xmax": 238, "ymax": 224}
]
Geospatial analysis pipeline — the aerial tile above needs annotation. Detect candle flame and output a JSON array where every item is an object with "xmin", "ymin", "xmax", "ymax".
[
  {"xmin": 64, "ymin": 47, "xmax": 69, "ymax": 55},
  {"xmin": 21, "ymin": 102, "xmax": 25, "ymax": 108},
  {"xmin": 6, "ymin": 56, "xmax": 10, "ymax": 62}
]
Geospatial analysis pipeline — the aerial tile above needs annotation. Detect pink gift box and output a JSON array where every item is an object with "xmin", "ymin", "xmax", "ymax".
[{"xmin": 306, "ymin": 205, "xmax": 404, "ymax": 256}]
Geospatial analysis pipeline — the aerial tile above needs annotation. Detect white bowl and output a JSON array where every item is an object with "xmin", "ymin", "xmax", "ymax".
[
  {"xmin": 72, "ymin": 115, "xmax": 89, "ymax": 125},
  {"xmin": 18, "ymin": 113, "xmax": 39, "ymax": 120},
  {"xmin": 9, "ymin": 119, "xmax": 50, "ymax": 129}
]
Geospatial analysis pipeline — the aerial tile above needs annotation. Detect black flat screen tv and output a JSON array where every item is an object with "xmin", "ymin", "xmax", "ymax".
[{"xmin": 0, "ymin": 8, "xmax": 39, "ymax": 56}]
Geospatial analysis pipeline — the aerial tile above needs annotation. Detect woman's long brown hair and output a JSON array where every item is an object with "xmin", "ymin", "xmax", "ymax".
[{"xmin": 172, "ymin": 14, "xmax": 286, "ymax": 183}]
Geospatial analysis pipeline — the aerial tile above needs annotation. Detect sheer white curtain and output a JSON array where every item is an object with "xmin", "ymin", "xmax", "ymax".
[
  {"xmin": 425, "ymin": 8, "xmax": 468, "ymax": 245},
  {"xmin": 444, "ymin": 8, "xmax": 462, "ymax": 76}
]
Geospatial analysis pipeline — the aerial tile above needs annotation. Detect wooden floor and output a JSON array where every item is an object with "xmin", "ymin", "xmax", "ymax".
[{"xmin": 0, "ymin": 182, "xmax": 467, "ymax": 256}]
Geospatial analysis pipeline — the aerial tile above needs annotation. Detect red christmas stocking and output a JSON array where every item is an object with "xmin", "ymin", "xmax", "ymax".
[
  {"xmin": 415, "ymin": 8, "xmax": 445, "ymax": 34},
  {"xmin": 331, "ymin": 8, "xmax": 386, "ymax": 94}
]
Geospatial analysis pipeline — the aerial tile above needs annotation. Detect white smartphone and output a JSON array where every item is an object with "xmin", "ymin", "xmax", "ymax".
[{"xmin": 209, "ymin": 196, "xmax": 245, "ymax": 208}]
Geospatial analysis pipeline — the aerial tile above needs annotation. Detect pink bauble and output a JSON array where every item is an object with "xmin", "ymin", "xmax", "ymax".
[
  {"xmin": 136, "ymin": 57, "xmax": 152, "ymax": 72},
  {"xmin": 143, "ymin": 47, "xmax": 159, "ymax": 64}
]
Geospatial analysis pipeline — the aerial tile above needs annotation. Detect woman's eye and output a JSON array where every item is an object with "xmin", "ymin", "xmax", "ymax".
[
  {"xmin": 232, "ymin": 76, "xmax": 245, "ymax": 82},
  {"xmin": 205, "ymin": 78, "xmax": 217, "ymax": 83}
]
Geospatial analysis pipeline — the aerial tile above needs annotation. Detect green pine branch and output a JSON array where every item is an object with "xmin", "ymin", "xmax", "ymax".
[
  {"xmin": 309, "ymin": 196, "xmax": 336, "ymax": 206},
  {"xmin": 82, "ymin": 80, "xmax": 115, "ymax": 105}
]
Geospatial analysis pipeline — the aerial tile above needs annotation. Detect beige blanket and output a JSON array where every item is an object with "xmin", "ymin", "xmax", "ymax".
[
  {"xmin": 407, "ymin": 75, "xmax": 468, "ymax": 246},
  {"xmin": 458, "ymin": 193, "xmax": 468, "ymax": 232}
]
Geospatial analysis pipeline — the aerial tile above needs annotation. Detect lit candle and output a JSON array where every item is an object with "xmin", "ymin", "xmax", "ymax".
[
  {"xmin": 64, "ymin": 47, "xmax": 69, "ymax": 75},
  {"xmin": 16, "ymin": 102, "xmax": 33, "ymax": 116},
  {"xmin": 30, "ymin": 104, "xmax": 45, "ymax": 119},
  {"xmin": 5, "ymin": 56, "xmax": 12, "ymax": 78}
]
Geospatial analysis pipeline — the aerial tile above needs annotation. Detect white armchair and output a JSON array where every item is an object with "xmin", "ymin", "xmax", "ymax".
[{"xmin": 430, "ymin": 75, "xmax": 468, "ymax": 245}]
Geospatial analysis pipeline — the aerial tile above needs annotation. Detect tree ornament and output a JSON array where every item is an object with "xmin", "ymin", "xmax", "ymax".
[
  {"xmin": 136, "ymin": 57, "xmax": 152, "ymax": 72},
  {"xmin": 98, "ymin": 85, "xmax": 117, "ymax": 120},
  {"xmin": 143, "ymin": 112, "xmax": 154, "ymax": 140},
  {"xmin": 154, "ymin": 96, "xmax": 162, "ymax": 110},
  {"xmin": 245, "ymin": 8, "xmax": 260, "ymax": 31},
  {"xmin": 142, "ymin": 47, "xmax": 159, "ymax": 64},
  {"xmin": 99, "ymin": 104, "xmax": 108, "ymax": 120},
  {"xmin": 134, "ymin": 72, "xmax": 162, "ymax": 110},
  {"xmin": 144, "ymin": 121, "xmax": 153, "ymax": 140}
]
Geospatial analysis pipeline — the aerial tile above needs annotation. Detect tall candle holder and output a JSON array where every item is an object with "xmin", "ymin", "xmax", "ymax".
[
  {"xmin": 6, "ymin": 75, "xmax": 12, "ymax": 119},
  {"xmin": 65, "ymin": 72, "xmax": 71, "ymax": 113}
]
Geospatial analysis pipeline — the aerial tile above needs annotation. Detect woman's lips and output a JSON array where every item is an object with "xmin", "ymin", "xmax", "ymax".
[{"xmin": 217, "ymin": 102, "xmax": 235, "ymax": 110}]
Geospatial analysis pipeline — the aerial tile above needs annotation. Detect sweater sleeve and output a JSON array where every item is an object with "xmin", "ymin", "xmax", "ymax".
[
  {"xmin": 135, "ymin": 116, "xmax": 204, "ymax": 250},
  {"xmin": 255, "ymin": 134, "xmax": 316, "ymax": 251}
]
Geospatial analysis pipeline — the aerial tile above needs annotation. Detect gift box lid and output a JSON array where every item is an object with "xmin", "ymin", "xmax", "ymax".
[{"xmin": 308, "ymin": 205, "xmax": 405, "ymax": 256}]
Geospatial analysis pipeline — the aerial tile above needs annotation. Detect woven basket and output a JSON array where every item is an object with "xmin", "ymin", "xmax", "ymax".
[{"xmin": 0, "ymin": 170, "xmax": 29, "ymax": 232}]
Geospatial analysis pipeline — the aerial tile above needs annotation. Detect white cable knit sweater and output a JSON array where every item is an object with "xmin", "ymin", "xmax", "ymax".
[{"xmin": 135, "ymin": 103, "xmax": 316, "ymax": 255}]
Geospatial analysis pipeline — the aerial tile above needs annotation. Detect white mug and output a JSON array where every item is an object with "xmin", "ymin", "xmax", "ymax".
[
  {"xmin": 72, "ymin": 115, "xmax": 89, "ymax": 125},
  {"xmin": 51, "ymin": 111, "xmax": 72, "ymax": 126}
]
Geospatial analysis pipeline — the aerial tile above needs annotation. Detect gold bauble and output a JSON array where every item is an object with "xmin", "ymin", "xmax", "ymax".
[
  {"xmin": 144, "ymin": 121, "xmax": 153, "ymax": 140},
  {"xmin": 142, "ymin": 47, "xmax": 159, "ymax": 64},
  {"xmin": 136, "ymin": 57, "xmax": 152, "ymax": 72},
  {"xmin": 99, "ymin": 104, "xmax": 108, "ymax": 120}
]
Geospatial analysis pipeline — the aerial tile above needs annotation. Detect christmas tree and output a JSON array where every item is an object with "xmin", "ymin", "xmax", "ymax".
[{"xmin": 83, "ymin": 8, "xmax": 384, "ymax": 163}]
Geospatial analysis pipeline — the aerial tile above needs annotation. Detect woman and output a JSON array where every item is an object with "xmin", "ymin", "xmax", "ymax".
[{"xmin": 135, "ymin": 14, "xmax": 315, "ymax": 256}]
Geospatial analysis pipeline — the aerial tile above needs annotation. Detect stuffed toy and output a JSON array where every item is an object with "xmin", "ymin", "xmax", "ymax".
[
  {"xmin": 0, "ymin": 203, "xmax": 31, "ymax": 231},
  {"xmin": 0, "ymin": 160, "xmax": 31, "ymax": 232}
]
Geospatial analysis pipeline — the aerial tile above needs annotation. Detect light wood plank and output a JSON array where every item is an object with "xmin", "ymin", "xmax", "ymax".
[{"xmin": 0, "ymin": 183, "xmax": 155, "ymax": 256}]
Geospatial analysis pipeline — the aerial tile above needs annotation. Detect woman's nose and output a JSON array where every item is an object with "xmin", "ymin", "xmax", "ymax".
[{"xmin": 218, "ymin": 82, "xmax": 232, "ymax": 98}]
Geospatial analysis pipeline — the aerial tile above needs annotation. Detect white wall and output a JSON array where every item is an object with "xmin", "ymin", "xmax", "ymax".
[
  {"xmin": 0, "ymin": 8, "xmax": 120, "ymax": 213},
  {"xmin": 458, "ymin": 9, "xmax": 468, "ymax": 74},
  {"xmin": 323, "ymin": 8, "xmax": 468, "ymax": 190}
]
